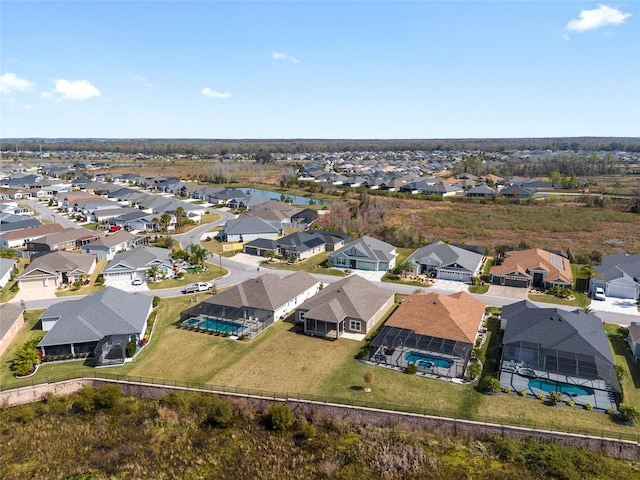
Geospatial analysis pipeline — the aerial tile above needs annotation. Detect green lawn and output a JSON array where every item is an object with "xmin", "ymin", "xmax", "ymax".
[
  {"xmin": 261, "ymin": 251, "xmax": 346, "ymax": 277},
  {"xmin": 56, "ymin": 260, "xmax": 108, "ymax": 297},
  {"xmin": 146, "ymin": 262, "xmax": 228, "ymax": 290},
  {"xmin": 3, "ymin": 297, "xmax": 639, "ymax": 440},
  {"xmin": 527, "ymin": 291, "xmax": 590, "ymax": 309}
]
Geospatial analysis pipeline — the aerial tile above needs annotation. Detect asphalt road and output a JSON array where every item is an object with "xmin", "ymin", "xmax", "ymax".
[{"xmin": 24, "ymin": 199, "xmax": 79, "ymax": 230}]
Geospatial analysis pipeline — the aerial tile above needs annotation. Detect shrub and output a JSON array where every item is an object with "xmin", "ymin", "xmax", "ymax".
[
  {"xmin": 210, "ymin": 400, "xmax": 234, "ymax": 426},
  {"xmin": 267, "ymin": 403, "xmax": 295, "ymax": 431},
  {"xmin": 566, "ymin": 399, "xmax": 575, "ymax": 407},
  {"xmin": 518, "ymin": 390, "xmax": 526, "ymax": 397},
  {"xmin": 478, "ymin": 376, "xmax": 501, "ymax": 394},
  {"xmin": 502, "ymin": 386, "xmax": 511, "ymax": 394},
  {"xmin": 585, "ymin": 403, "xmax": 593, "ymax": 411},
  {"xmin": 406, "ymin": 363, "xmax": 418, "ymax": 375},
  {"xmin": 298, "ymin": 422, "xmax": 316, "ymax": 439},
  {"xmin": 465, "ymin": 361, "xmax": 482, "ymax": 381},
  {"xmin": 536, "ymin": 393, "xmax": 545, "ymax": 400},
  {"xmin": 126, "ymin": 338, "xmax": 137, "ymax": 358},
  {"xmin": 11, "ymin": 338, "xmax": 42, "ymax": 376},
  {"xmin": 618, "ymin": 404, "xmax": 640, "ymax": 424},
  {"xmin": 615, "ymin": 364, "xmax": 626, "ymax": 383},
  {"xmin": 606, "ymin": 407, "xmax": 615, "ymax": 415},
  {"xmin": 547, "ymin": 392, "xmax": 563, "ymax": 405},
  {"xmin": 152, "ymin": 296, "xmax": 161, "ymax": 308},
  {"xmin": 94, "ymin": 385, "xmax": 122, "ymax": 410}
]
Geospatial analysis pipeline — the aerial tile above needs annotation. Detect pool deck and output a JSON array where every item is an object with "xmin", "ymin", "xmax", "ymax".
[{"xmin": 499, "ymin": 363, "xmax": 617, "ymax": 412}]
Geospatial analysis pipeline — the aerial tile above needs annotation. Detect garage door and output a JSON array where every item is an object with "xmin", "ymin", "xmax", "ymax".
[
  {"xmin": 505, "ymin": 278, "xmax": 529, "ymax": 288},
  {"xmin": 244, "ymin": 247, "xmax": 259, "ymax": 256},
  {"xmin": 438, "ymin": 270, "xmax": 469, "ymax": 282},
  {"xmin": 607, "ymin": 284, "xmax": 637, "ymax": 299}
]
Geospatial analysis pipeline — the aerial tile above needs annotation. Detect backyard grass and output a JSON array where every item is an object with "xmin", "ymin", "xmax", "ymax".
[
  {"xmin": 3, "ymin": 298, "xmax": 639, "ymax": 439},
  {"xmin": 0, "ymin": 257, "xmax": 28, "ymax": 303}
]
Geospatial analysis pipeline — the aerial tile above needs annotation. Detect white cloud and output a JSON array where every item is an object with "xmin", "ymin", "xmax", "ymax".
[
  {"xmin": 201, "ymin": 87, "xmax": 232, "ymax": 98},
  {"xmin": 132, "ymin": 74, "xmax": 152, "ymax": 87},
  {"xmin": 566, "ymin": 4, "xmax": 632, "ymax": 32},
  {"xmin": 0, "ymin": 72, "xmax": 34, "ymax": 94},
  {"xmin": 272, "ymin": 51, "xmax": 299, "ymax": 63},
  {"xmin": 49, "ymin": 79, "xmax": 101, "ymax": 100}
]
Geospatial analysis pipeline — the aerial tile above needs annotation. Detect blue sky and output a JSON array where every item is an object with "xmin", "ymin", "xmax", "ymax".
[{"xmin": 1, "ymin": 1, "xmax": 639, "ymax": 139}]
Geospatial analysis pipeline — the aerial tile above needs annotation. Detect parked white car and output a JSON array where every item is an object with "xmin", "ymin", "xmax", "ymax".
[
  {"xmin": 131, "ymin": 278, "xmax": 144, "ymax": 286},
  {"xmin": 183, "ymin": 282, "xmax": 212, "ymax": 293},
  {"xmin": 593, "ymin": 287, "xmax": 606, "ymax": 301}
]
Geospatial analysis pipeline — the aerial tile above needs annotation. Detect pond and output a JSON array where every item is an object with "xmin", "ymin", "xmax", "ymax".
[{"xmin": 242, "ymin": 188, "xmax": 330, "ymax": 206}]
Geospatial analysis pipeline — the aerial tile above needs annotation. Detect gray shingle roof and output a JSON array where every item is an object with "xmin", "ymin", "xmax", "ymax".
[
  {"xmin": 201, "ymin": 271, "xmax": 318, "ymax": 312},
  {"xmin": 104, "ymin": 246, "xmax": 172, "ymax": 271},
  {"xmin": 596, "ymin": 254, "xmax": 640, "ymax": 283},
  {"xmin": 297, "ymin": 275, "xmax": 393, "ymax": 323},
  {"xmin": 406, "ymin": 241, "xmax": 484, "ymax": 273},
  {"xmin": 20, "ymin": 251, "xmax": 96, "ymax": 278},
  {"xmin": 0, "ymin": 303, "xmax": 23, "ymax": 340},
  {"xmin": 330, "ymin": 235, "xmax": 396, "ymax": 263},
  {"xmin": 38, "ymin": 287, "xmax": 152, "ymax": 347},
  {"xmin": 223, "ymin": 216, "xmax": 280, "ymax": 235}
]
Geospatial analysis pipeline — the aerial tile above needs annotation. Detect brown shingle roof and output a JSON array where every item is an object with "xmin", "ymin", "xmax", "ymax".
[
  {"xmin": 385, "ymin": 291, "xmax": 486, "ymax": 344},
  {"xmin": 0, "ymin": 223, "xmax": 67, "ymax": 241},
  {"xmin": 490, "ymin": 248, "xmax": 572, "ymax": 284}
]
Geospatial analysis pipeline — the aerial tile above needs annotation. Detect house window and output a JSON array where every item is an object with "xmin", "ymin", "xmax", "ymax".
[{"xmin": 349, "ymin": 320, "xmax": 361, "ymax": 332}]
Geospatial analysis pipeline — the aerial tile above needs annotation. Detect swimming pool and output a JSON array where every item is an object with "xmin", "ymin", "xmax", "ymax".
[
  {"xmin": 404, "ymin": 351, "xmax": 453, "ymax": 369},
  {"xmin": 199, "ymin": 318, "xmax": 246, "ymax": 335},
  {"xmin": 528, "ymin": 378, "xmax": 594, "ymax": 396},
  {"xmin": 182, "ymin": 317, "xmax": 246, "ymax": 335}
]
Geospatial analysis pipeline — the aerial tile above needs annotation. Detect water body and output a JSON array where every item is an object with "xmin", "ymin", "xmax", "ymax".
[{"xmin": 243, "ymin": 188, "xmax": 330, "ymax": 206}]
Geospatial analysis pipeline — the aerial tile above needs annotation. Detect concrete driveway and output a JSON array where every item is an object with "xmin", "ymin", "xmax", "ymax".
[
  {"xmin": 487, "ymin": 285, "xmax": 529, "ymax": 300},
  {"xmin": 591, "ymin": 296, "xmax": 640, "ymax": 316},
  {"xmin": 13, "ymin": 284, "xmax": 57, "ymax": 302},
  {"xmin": 105, "ymin": 277, "xmax": 150, "ymax": 293}
]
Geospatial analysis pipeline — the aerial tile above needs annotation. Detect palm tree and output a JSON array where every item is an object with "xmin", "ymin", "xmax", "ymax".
[
  {"xmin": 175, "ymin": 206, "xmax": 185, "ymax": 229},
  {"xmin": 159, "ymin": 213, "xmax": 172, "ymax": 235},
  {"xmin": 0, "ymin": 248, "xmax": 19, "ymax": 260},
  {"xmin": 147, "ymin": 264, "xmax": 161, "ymax": 282},
  {"xmin": 580, "ymin": 265, "xmax": 596, "ymax": 292},
  {"xmin": 187, "ymin": 244, "xmax": 208, "ymax": 268}
]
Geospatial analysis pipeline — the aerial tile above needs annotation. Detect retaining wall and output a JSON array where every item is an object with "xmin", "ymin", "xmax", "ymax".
[{"xmin": 2, "ymin": 378, "xmax": 639, "ymax": 461}]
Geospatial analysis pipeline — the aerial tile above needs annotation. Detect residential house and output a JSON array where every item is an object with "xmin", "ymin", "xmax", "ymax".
[
  {"xmin": 0, "ymin": 303, "xmax": 24, "ymax": 357},
  {"xmin": 466, "ymin": 184, "xmax": 497, "ymax": 198},
  {"xmin": 26, "ymin": 228, "xmax": 98, "ymax": 255},
  {"xmin": 219, "ymin": 216, "xmax": 281, "ymax": 242},
  {"xmin": 328, "ymin": 235, "xmax": 397, "ymax": 271},
  {"xmin": 180, "ymin": 271, "xmax": 320, "ymax": 338},
  {"xmin": 0, "ymin": 223, "xmax": 66, "ymax": 248},
  {"xmin": 0, "ymin": 258, "xmax": 17, "ymax": 289},
  {"xmin": 489, "ymin": 248, "xmax": 573, "ymax": 289},
  {"xmin": 243, "ymin": 230, "xmax": 350, "ymax": 261},
  {"xmin": 404, "ymin": 241, "xmax": 484, "ymax": 282},
  {"xmin": 18, "ymin": 251, "xmax": 97, "ymax": 293},
  {"xmin": 38, "ymin": 287, "xmax": 153, "ymax": 366},
  {"xmin": 367, "ymin": 291, "xmax": 487, "ymax": 379},
  {"xmin": 297, "ymin": 275, "xmax": 395, "ymax": 340},
  {"xmin": 499, "ymin": 185, "xmax": 536, "ymax": 199},
  {"xmin": 102, "ymin": 246, "xmax": 174, "ymax": 282},
  {"xmin": 499, "ymin": 300, "xmax": 620, "ymax": 411},
  {"xmin": 591, "ymin": 254, "xmax": 640, "ymax": 300},
  {"xmin": 627, "ymin": 323, "xmax": 640, "ymax": 362},
  {"xmin": 83, "ymin": 230, "xmax": 136, "ymax": 261},
  {"xmin": 246, "ymin": 200, "xmax": 300, "ymax": 227}
]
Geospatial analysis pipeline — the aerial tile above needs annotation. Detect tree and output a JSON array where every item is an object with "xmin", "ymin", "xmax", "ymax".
[
  {"xmin": 465, "ymin": 362, "xmax": 482, "ymax": 381},
  {"xmin": 618, "ymin": 405, "xmax": 640, "ymax": 425},
  {"xmin": 264, "ymin": 249, "xmax": 277, "ymax": 262},
  {"xmin": 175, "ymin": 206, "xmax": 185, "ymax": 229},
  {"xmin": 254, "ymin": 149, "xmax": 274, "ymax": 165},
  {"xmin": 363, "ymin": 371, "xmax": 375, "ymax": 391},
  {"xmin": 187, "ymin": 244, "xmax": 208, "ymax": 268},
  {"xmin": 395, "ymin": 260, "xmax": 413, "ymax": 276},
  {"xmin": 159, "ymin": 213, "xmax": 173, "ymax": 234},
  {"xmin": 579, "ymin": 265, "xmax": 596, "ymax": 292},
  {"xmin": 11, "ymin": 338, "xmax": 42, "ymax": 376},
  {"xmin": 147, "ymin": 264, "xmax": 161, "ymax": 281}
]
